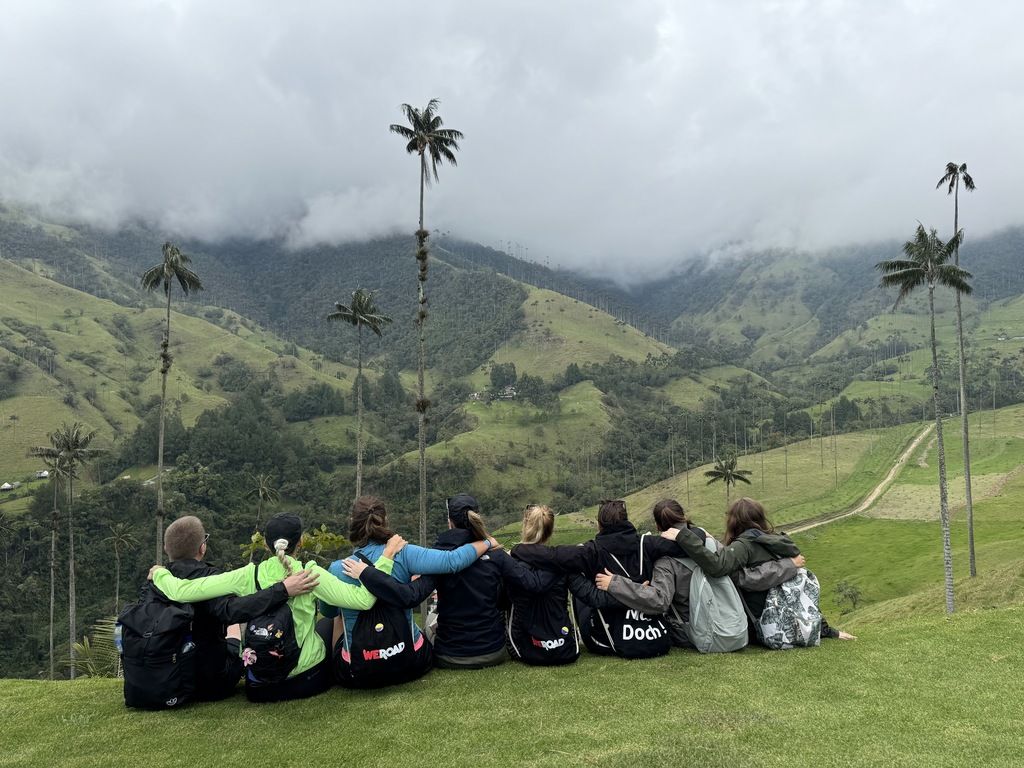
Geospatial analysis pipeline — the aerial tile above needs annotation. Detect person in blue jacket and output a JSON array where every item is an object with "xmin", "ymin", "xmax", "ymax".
[
  {"xmin": 343, "ymin": 493, "xmax": 555, "ymax": 670},
  {"xmin": 323, "ymin": 495, "xmax": 492, "ymax": 686}
]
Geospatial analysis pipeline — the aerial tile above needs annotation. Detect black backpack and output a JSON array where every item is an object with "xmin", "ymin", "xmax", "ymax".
[
  {"xmin": 339, "ymin": 554, "xmax": 427, "ymax": 687},
  {"xmin": 118, "ymin": 584, "xmax": 196, "ymax": 710},
  {"xmin": 591, "ymin": 534, "xmax": 671, "ymax": 659},
  {"xmin": 242, "ymin": 569, "xmax": 300, "ymax": 684},
  {"xmin": 507, "ymin": 588, "xmax": 580, "ymax": 666}
]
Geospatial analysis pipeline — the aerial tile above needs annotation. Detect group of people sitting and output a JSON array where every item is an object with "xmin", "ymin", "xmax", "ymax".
[{"xmin": 130, "ymin": 493, "xmax": 854, "ymax": 708}]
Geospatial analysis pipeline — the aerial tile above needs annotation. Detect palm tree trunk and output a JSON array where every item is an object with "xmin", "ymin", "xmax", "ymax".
[
  {"xmin": 68, "ymin": 474, "xmax": 77, "ymax": 679},
  {"xmin": 928, "ymin": 286, "xmax": 955, "ymax": 614},
  {"xmin": 951, "ymin": 180, "xmax": 976, "ymax": 577},
  {"xmin": 113, "ymin": 550, "xmax": 121, "ymax": 614},
  {"xmin": 156, "ymin": 286, "xmax": 171, "ymax": 563},
  {"xmin": 355, "ymin": 324, "xmax": 364, "ymax": 499},
  {"xmin": 416, "ymin": 152, "xmax": 428, "ymax": 550},
  {"xmin": 49, "ymin": 479, "xmax": 57, "ymax": 680},
  {"xmin": 249, "ymin": 496, "xmax": 264, "ymax": 564}
]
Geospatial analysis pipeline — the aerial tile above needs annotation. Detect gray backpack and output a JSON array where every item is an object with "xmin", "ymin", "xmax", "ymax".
[{"xmin": 676, "ymin": 532, "xmax": 748, "ymax": 653}]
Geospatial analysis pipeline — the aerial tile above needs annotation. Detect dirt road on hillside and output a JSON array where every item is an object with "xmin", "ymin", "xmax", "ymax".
[{"xmin": 787, "ymin": 422, "xmax": 935, "ymax": 535}]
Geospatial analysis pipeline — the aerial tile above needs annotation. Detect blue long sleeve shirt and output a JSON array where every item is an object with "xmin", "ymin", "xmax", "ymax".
[{"xmin": 323, "ymin": 541, "xmax": 479, "ymax": 646}]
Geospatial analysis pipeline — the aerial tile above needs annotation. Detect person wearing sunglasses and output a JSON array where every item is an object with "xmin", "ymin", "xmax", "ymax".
[{"xmin": 158, "ymin": 515, "xmax": 319, "ymax": 701}]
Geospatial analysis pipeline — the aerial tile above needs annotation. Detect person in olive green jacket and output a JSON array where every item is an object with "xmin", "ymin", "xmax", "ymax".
[
  {"xmin": 661, "ymin": 497, "xmax": 855, "ymax": 643},
  {"xmin": 150, "ymin": 513, "xmax": 404, "ymax": 702}
]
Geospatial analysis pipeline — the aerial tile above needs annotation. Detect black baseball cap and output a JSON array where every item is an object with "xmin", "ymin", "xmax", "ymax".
[{"xmin": 265, "ymin": 513, "xmax": 303, "ymax": 549}]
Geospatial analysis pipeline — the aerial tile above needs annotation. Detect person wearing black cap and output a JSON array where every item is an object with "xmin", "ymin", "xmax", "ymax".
[
  {"xmin": 345, "ymin": 493, "xmax": 556, "ymax": 670},
  {"xmin": 150, "ymin": 512, "xmax": 405, "ymax": 701}
]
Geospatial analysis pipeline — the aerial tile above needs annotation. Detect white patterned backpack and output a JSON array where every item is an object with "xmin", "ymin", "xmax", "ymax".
[{"xmin": 756, "ymin": 568, "xmax": 822, "ymax": 650}]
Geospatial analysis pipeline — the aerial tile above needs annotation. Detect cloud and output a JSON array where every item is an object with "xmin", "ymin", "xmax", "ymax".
[{"xmin": 0, "ymin": 0, "xmax": 1019, "ymax": 279}]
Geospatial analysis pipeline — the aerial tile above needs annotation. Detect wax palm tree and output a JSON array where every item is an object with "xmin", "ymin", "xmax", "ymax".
[
  {"xmin": 24, "ymin": 451, "xmax": 67, "ymax": 679},
  {"xmin": 877, "ymin": 224, "xmax": 970, "ymax": 614},
  {"xmin": 390, "ymin": 98, "xmax": 463, "ymax": 546},
  {"xmin": 141, "ymin": 242, "xmax": 203, "ymax": 563},
  {"xmin": 103, "ymin": 522, "xmax": 137, "ymax": 614},
  {"xmin": 31, "ymin": 422, "xmax": 101, "ymax": 678},
  {"xmin": 246, "ymin": 472, "xmax": 280, "ymax": 562},
  {"xmin": 936, "ymin": 162, "xmax": 978, "ymax": 577},
  {"xmin": 704, "ymin": 454, "xmax": 752, "ymax": 502},
  {"xmin": 327, "ymin": 289, "xmax": 392, "ymax": 498}
]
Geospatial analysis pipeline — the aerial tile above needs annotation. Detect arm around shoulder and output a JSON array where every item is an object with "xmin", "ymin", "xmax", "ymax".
[{"xmin": 151, "ymin": 563, "xmax": 254, "ymax": 603}]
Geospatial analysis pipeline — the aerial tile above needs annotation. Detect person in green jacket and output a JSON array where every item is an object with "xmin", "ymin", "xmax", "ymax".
[
  {"xmin": 150, "ymin": 513, "xmax": 404, "ymax": 702},
  {"xmin": 661, "ymin": 497, "xmax": 856, "ymax": 643}
]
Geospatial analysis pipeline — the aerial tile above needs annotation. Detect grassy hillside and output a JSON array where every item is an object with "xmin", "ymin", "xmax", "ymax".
[
  {"xmin": 612, "ymin": 422, "xmax": 917, "ymax": 528},
  {"xmin": 403, "ymin": 381, "xmax": 613, "ymax": 504},
  {"xmin": 656, "ymin": 364, "xmax": 767, "ymax": 409},
  {"xmin": 3, "ymin": 605, "xmax": 1023, "ymax": 767},
  {"xmin": 866, "ymin": 403, "xmax": 1024, "ymax": 520},
  {"xmin": 467, "ymin": 287, "xmax": 672, "ymax": 388},
  {"xmin": 0, "ymin": 258, "xmax": 356, "ymax": 479}
]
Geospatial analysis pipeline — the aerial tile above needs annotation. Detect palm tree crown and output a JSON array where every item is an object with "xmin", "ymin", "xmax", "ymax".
[
  {"xmin": 389, "ymin": 99, "xmax": 464, "ymax": 186},
  {"xmin": 936, "ymin": 162, "xmax": 976, "ymax": 196},
  {"xmin": 704, "ymin": 455, "xmax": 752, "ymax": 499},
  {"xmin": 327, "ymin": 289, "xmax": 393, "ymax": 337},
  {"xmin": 141, "ymin": 242, "xmax": 204, "ymax": 297},
  {"xmin": 877, "ymin": 225, "xmax": 971, "ymax": 308}
]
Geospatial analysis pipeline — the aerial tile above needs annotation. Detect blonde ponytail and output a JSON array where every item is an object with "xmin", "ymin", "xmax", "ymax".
[
  {"xmin": 273, "ymin": 538, "xmax": 293, "ymax": 575},
  {"xmin": 466, "ymin": 511, "xmax": 489, "ymax": 542}
]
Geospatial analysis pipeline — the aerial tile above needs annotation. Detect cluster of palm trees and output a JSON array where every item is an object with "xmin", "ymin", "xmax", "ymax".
[
  {"xmin": 876, "ymin": 162, "xmax": 977, "ymax": 614},
  {"xmin": 28, "ymin": 422, "xmax": 101, "ymax": 679}
]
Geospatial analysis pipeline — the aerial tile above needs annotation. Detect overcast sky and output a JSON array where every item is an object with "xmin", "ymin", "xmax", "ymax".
[{"xmin": 0, "ymin": 0, "xmax": 1019, "ymax": 279}]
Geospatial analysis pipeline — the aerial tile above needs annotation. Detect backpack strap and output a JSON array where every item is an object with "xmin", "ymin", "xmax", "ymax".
[
  {"xmin": 639, "ymin": 532, "xmax": 648, "ymax": 576},
  {"xmin": 253, "ymin": 564, "xmax": 261, "ymax": 592},
  {"xmin": 607, "ymin": 552, "xmax": 631, "ymax": 578}
]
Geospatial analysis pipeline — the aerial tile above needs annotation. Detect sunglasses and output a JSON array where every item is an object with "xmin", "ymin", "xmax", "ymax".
[{"xmin": 202, "ymin": 533, "xmax": 211, "ymax": 546}]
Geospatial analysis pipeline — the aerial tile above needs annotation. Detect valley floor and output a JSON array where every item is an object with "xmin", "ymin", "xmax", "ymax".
[{"xmin": 2, "ymin": 606, "xmax": 1022, "ymax": 768}]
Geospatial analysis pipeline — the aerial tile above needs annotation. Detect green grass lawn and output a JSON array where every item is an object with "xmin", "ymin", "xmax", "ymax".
[{"xmin": 3, "ymin": 606, "xmax": 1022, "ymax": 768}]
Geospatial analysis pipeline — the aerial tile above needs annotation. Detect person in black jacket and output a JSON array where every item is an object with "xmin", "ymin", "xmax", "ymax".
[
  {"xmin": 343, "ymin": 494, "xmax": 554, "ymax": 670},
  {"xmin": 504, "ymin": 505, "xmax": 580, "ymax": 666},
  {"xmin": 513, "ymin": 499, "xmax": 681, "ymax": 658},
  {"xmin": 162, "ymin": 515, "xmax": 318, "ymax": 700}
]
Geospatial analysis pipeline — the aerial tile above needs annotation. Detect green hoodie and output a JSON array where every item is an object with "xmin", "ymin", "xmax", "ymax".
[
  {"xmin": 152, "ymin": 555, "xmax": 393, "ymax": 676},
  {"xmin": 672, "ymin": 526, "xmax": 800, "ymax": 578}
]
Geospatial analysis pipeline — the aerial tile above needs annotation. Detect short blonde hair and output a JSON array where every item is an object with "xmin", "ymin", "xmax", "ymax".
[
  {"xmin": 521, "ymin": 505, "xmax": 554, "ymax": 545},
  {"xmin": 164, "ymin": 515, "xmax": 205, "ymax": 561}
]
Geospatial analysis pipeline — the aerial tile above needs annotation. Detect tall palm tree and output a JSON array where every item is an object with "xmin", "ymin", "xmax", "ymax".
[
  {"xmin": 389, "ymin": 98, "xmax": 463, "ymax": 547},
  {"xmin": 141, "ymin": 242, "xmax": 203, "ymax": 563},
  {"xmin": 245, "ymin": 472, "xmax": 280, "ymax": 563},
  {"xmin": 936, "ymin": 162, "xmax": 978, "ymax": 577},
  {"xmin": 26, "ymin": 452, "xmax": 66, "ymax": 679},
  {"xmin": 704, "ymin": 454, "xmax": 752, "ymax": 502},
  {"xmin": 878, "ymin": 224, "xmax": 970, "ymax": 614},
  {"xmin": 31, "ymin": 422, "xmax": 101, "ymax": 678},
  {"xmin": 103, "ymin": 522, "xmax": 137, "ymax": 614},
  {"xmin": 327, "ymin": 289, "xmax": 392, "ymax": 498}
]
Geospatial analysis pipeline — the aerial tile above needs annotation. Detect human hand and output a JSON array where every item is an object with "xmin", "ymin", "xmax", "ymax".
[
  {"xmin": 595, "ymin": 568, "xmax": 615, "ymax": 591},
  {"xmin": 792, "ymin": 555, "xmax": 806, "ymax": 568},
  {"xmin": 838, "ymin": 631, "xmax": 858, "ymax": 641},
  {"xmin": 283, "ymin": 569, "xmax": 319, "ymax": 596},
  {"xmin": 147, "ymin": 565, "xmax": 166, "ymax": 581},
  {"xmin": 383, "ymin": 534, "xmax": 407, "ymax": 560},
  {"xmin": 342, "ymin": 559, "xmax": 369, "ymax": 580},
  {"xmin": 487, "ymin": 536, "xmax": 503, "ymax": 550},
  {"xmin": 660, "ymin": 529, "xmax": 678, "ymax": 541}
]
